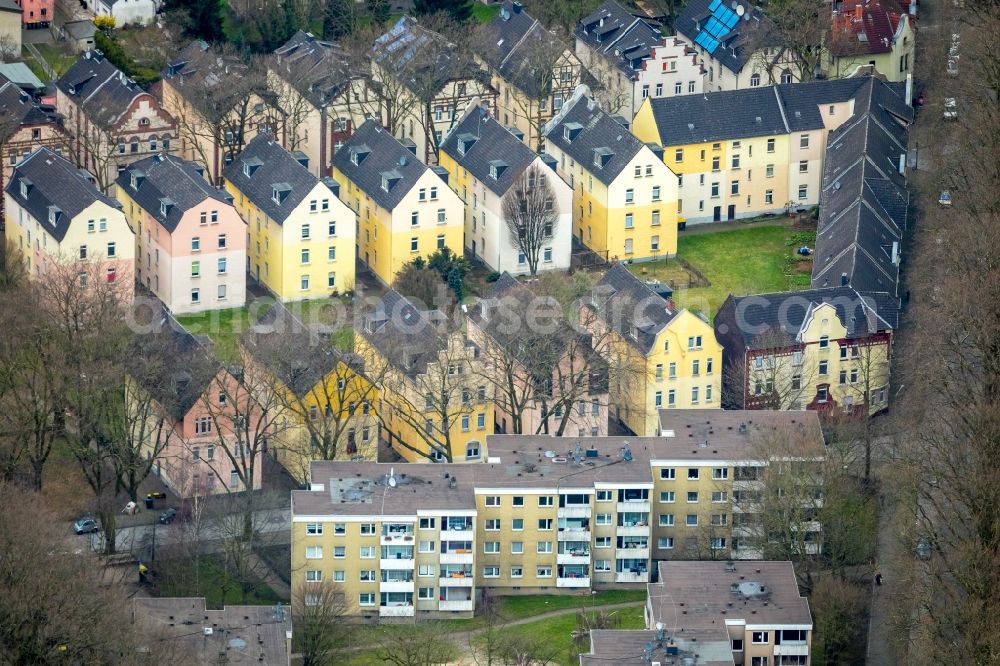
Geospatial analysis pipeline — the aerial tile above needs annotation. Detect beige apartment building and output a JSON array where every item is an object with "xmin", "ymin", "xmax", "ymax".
[
  {"xmin": 291, "ymin": 409, "xmax": 823, "ymax": 621},
  {"xmin": 581, "ymin": 559, "xmax": 813, "ymax": 665}
]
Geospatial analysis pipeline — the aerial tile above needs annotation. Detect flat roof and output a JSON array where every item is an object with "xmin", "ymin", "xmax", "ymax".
[
  {"xmin": 132, "ymin": 597, "xmax": 292, "ymax": 664},
  {"xmin": 648, "ymin": 560, "xmax": 812, "ymax": 631},
  {"xmin": 656, "ymin": 410, "xmax": 825, "ymax": 460},
  {"xmin": 582, "ymin": 629, "xmax": 734, "ymax": 665}
]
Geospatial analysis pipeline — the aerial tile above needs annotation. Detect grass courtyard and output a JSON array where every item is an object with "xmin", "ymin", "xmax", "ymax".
[{"xmin": 629, "ymin": 223, "xmax": 816, "ymax": 318}]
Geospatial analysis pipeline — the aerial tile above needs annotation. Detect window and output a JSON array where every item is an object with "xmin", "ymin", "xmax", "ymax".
[
  {"xmin": 819, "ymin": 335, "xmax": 829, "ymax": 349},
  {"xmin": 767, "ymin": 138, "xmax": 775, "ymax": 153},
  {"xmin": 597, "ymin": 490, "xmax": 613, "ymax": 501},
  {"xmin": 660, "ymin": 467, "xmax": 675, "ymax": 480},
  {"xmin": 511, "ymin": 541, "xmax": 524, "ymax": 554},
  {"xmin": 732, "ymin": 154, "xmax": 741, "ymax": 169},
  {"xmin": 596, "ymin": 513, "xmax": 612, "ymax": 525},
  {"xmin": 659, "ymin": 514, "xmax": 674, "ymax": 527},
  {"xmin": 752, "ymin": 631, "xmax": 770, "ymax": 644},
  {"xmin": 710, "ymin": 537, "xmax": 727, "ymax": 550},
  {"xmin": 306, "ymin": 523, "xmax": 323, "ymax": 535},
  {"xmin": 536, "ymin": 541, "xmax": 553, "ymax": 553},
  {"xmin": 596, "ymin": 536, "xmax": 612, "ymax": 548},
  {"xmin": 652, "ymin": 210, "xmax": 660, "ymax": 226},
  {"xmin": 687, "ymin": 468, "xmax": 700, "ymax": 480},
  {"xmin": 687, "ymin": 491, "xmax": 699, "ymax": 503},
  {"xmin": 624, "ymin": 238, "xmax": 633, "ymax": 255},
  {"xmin": 191, "ymin": 288, "xmax": 200, "ymax": 303},
  {"xmin": 688, "ymin": 336, "xmax": 702, "ymax": 349},
  {"xmin": 512, "ymin": 518, "xmax": 524, "ymax": 530},
  {"xmin": 674, "ymin": 149, "xmax": 684, "ymax": 163},
  {"xmin": 675, "ymin": 81, "xmax": 682, "ymax": 94},
  {"xmin": 655, "ymin": 391, "xmax": 662, "ymax": 408},
  {"xmin": 658, "ymin": 537, "xmax": 674, "ymax": 549},
  {"xmin": 538, "ymin": 496, "xmax": 554, "ymax": 507},
  {"xmin": 536, "ymin": 566, "xmax": 552, "ymax": 578},
  {"xmin": 712, "ymin": 491, "xmax": 728, "ymax": 502},
  {"xmin": 731, "ymin": 180, "xmax": 739, "ymax": 195},
  {"xmin": 484, "ymin": 541, "xmax": 500, "ymax": 553},
  {"xmin": 301, "ymin": 248, "xmax": 310, "ymax": 265},
  {"xmin": 625, "ymin": 213, "xmax": 633, "ymax": 229},
  {"xmin": 359, "ymin": 593, "xmax": 375, "ymax": 606},
  {"xmin": 419, "ymin": 518, "xmax": 435, "ymax": 530},
  {"xmin": 418, "ymin": 587, "xmax": 434, "ymax": 600},
  {"xmin": 334, "ymin": 570, "xmax": 345, "ymax": 581},
  {"xmin": 538, "ymin": 519, "xmax": 553, "ymax": 531},
  {"xmin": 410, "ymin": 237, "xmax": 418, "ymax": 252},
  {"xmin": 712, "ymin": 467, "xmax": 728, "ymax": 480},
  {"xmin": 485, "ymin": 496, "xmax": 500, "ymax": 507},
  {"xmin": 710, "ymin": 182, "xmax": 719, "ymax": 198},
  {"xmin": 305, "ymin": 546, "xmax": 323, "ymax": 559},
  {"xmin": 485, "ymin": 519, "xmax": 500, "ymax": 531},
  {"xmin": 328, "ymin": 222, "xmax": 337, "ymax": 237},
  {"xmin": 686, "ymin": 514, "xmax": 698, "ymax": 526},
  {"xmin": 360, "ymin": 546, "xmax": 376, "ymax": 558},
  {"xmin": 361, "ymin": 523, "xmax": 376, "ymax": 535},
  {"xmin": 750, "ymin": 73, "xmax": 760, "ymax": 87},
  {"xmin": 799, "ymin": 134, "xmax": 809, "ymax": 149},
  {"xmin": 765, "ymin": 189, "xmax": 774, "ymax": 205},
  {"xmin": 217, "ymin": 284, "xmax": 227, "ymax": 300},
  {"xmin": 300, "ymin": 275, "xmax": 309, "ymax": 290},
  {"xmin": 652, "ymin": 185, "xmax": 661, "ymax": 201},
  {"xmin": 819, "ymin": 360, "xmax": 828, "ymax": 375},
  {"xmin": 418, "ymin": 540, "xmax": 435, "ymax": 553}
]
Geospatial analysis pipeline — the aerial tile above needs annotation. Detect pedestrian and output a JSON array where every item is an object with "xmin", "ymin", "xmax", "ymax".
[
  {"xmin": 875, "ymin": 572, "xmax": 883, "ymax": 586},
  {"xmin": 138, "ymin": 562, "xmax": 148, "ymax": 584}
]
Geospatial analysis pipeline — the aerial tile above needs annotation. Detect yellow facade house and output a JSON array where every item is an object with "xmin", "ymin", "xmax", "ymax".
[
  {"xmin": 224, "ymin": 134, "xmax": 356, "ymax": 301},
  {"xmin": 241, "ymin": 302, "xmax": 378, "ymax": 483},
  {"xmin": 290, "ymin": 412, "xmax": 824, "ymax": 621},
  {"xmin": 357, "ymin": 290, "xmax": 492, "ymax": 463},
  {"xmin": 331, "ymin": 120, "xmax": 464, "ymax": 287},
  {"xmin": 632, "ymin": 74, "xmax": 893, "ymax": 224},
  {"xmin": 543, "ymin": 89, "xmax": 679, "ymax": 263},
  {"xmin": 585, "ymin": 263, "xmax": 721, "ymax": 436}
]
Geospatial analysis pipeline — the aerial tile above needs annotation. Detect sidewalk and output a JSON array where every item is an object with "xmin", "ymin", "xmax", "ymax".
[{"xmin": 866, "ymin": 491, "xmax": 897, "ymax": 666}]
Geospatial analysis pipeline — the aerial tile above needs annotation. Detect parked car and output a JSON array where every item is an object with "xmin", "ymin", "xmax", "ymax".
[
  {"xmin": 159, "ymin": 508, "xmax": 178, "ymax": 525},
  {"xmin": 944, "ymin": 98, "xmax": 958, "ymax": 120},
  {"xmin": 938, "ymin": 191, "xmax": 953, "ymax": 206},
  {"xmin": 73, "ymin": 517, "xmax": 99, "ymax": 534}
]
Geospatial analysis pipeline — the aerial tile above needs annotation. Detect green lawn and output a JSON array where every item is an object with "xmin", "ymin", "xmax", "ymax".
[
  {"xmin": 174, "ymin": 297, "xmax": 355, "ymax": 362},
  {"xmin": 155, "ymin": 557, "xmax": 280, "ymax": 609},
  {"xmin": 472, "ymin": 4, "xmax": 501, "ymax": 22},
  {"xmin": 630, "ymin": 224, "xmax": 816, "ymax": 318},
  {"xmin": 33, "ymin": 43, "xmax": 77, "ymax": 77}
]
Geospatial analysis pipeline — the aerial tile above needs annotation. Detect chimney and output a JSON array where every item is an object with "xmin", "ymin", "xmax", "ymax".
[
  {"xmin": 855, "ymin": 3, "xmax": 863, "ymax": 21},
  {"xmin": 841, "ymin": 273, "xmax": 849, "ymax": 286}
]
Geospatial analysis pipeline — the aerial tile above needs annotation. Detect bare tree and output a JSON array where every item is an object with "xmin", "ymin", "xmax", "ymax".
[
  {"xmin": 293, "ymin": 580, "xmax": 350, "ymax": 666},
  {"xmin": 724, "ymin": 327, "xmax": 818, "ymax": 410},
  {"xmin": 375, "ymin": 623, "xmax": 458, "ymax": 666},
  {"xmin": 502, "ymin": 165, "xmax": 557, "ymax": 276},
  {"xmin": 747, "ymin": 0, "xmax": 827, "ymax": 83}
]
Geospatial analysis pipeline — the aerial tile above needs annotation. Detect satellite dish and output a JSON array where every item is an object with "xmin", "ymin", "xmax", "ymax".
[
  {"xmin": 736, "ymin": 4, "xmax": 746, "ymax": 15},
  {"xmin": 731, "ymin": 0, "xmax": 738, "ymax": 8},
  {"xmin": 388, "ymin": 467, "xmax": 397, "ymax": 487}
]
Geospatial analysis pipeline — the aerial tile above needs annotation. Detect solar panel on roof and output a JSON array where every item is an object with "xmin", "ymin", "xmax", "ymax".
[{"xmin": 709, "ymin": 0, "xmax": 722, "ymax": 11}]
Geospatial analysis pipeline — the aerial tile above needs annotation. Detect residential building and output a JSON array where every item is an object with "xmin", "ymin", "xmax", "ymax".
[
  {"xmin": 674, "ymin": 0, "xmax": 803, "ymax": 91},
  {"xmin": 161, "ymin": 41, "xmax": 280, "ymax": 184},
  {"xmin": 544, "ymin": 89, "xmax": 679, "ymax": 262},
  {"xmin": 357, "ymin": 290, "xmax": 493, "ymax": 463},
  {"xmin": 291, "ymin": 413, "xmax": 823, "ymax": 620},
  {"xmin": 585, "ymin": 263, "xmax": 720, "ymax": 436},
  {"xmin": 241, "ymin": 302, "xmax": 379, "ymax": 484},
  {"xmin": 331, "ymin": 120, "xmax": 463, "ymax": 286},
  {"xmin": 270, "ymin": 31, "xmax": 380, "ymax": 176},
  {"xmin": 0, "ymin": 76, "xmax": 67, "ymax": 202},
  {"xmin": 0, "ymin": 63, "xmax": 45, "ymax": 95},
  {"xmin": 811, "ymin": 77, "xmax": 911, "ymax": 296},
  {"xmin": 127, "ymin": 320, "xmax": 264, "ymax": 498},
  {"xmin": 826, "ymin": 0, "xmax": 915, "ymax": 82},
  {"xmin": 132, "ymin": 598, "xmax": 292, "ymax": 665},
  {"xmin": 15, "ymin": 0, "xmax": 51, "ymax": 29},
  {"xmin": 4, "ymin": 147, "xmax": 134, "ymax": 298},
  {"xmin": 632, "ymin": 74, "xmax": 905, "ymax": 224},
  {"xmin": 0, "ymin": 1, "xmax": 21, "ymax": 52},
  {"xmin": 372, "ymin": 17, "xmax": 497, "ymax": 165},
  {"xmin": 55, "ymin": 50, "xmax": 178, "ymax": 191},
  {"xmin": 580, "ymin": 560, "xmax": 813, "ymax": 665},
  {"xmin": 467, "ymin": 273, "xmax": 609, "ymax": 437},
  {"xmin": 60, "ymin": 20, "xmax": 96, "ymax": 52},
  {"xmin": 224, "ymin": 135, "xmax": 356, "ymax": 300},
  {"xmin": 715, "ymin": 287, "xmax": 899, "ymax": 414},
  {"xmin": 93, "ymin": 0, "xmax": 157, "ymax": 25},
  {"xmin": 438, "ymin": 103, "xmax": 572, "ymax": 275},
  {"xmin": 117, "ymin": 154, "xmax": 246, "ymax": 314},
  {"xmin": 479, "ymin": 1, "xmax": 585, "ymax": 151},
  {"xmin": 575, "ymin": 1, "xmax": 705, "ymax": 119}
]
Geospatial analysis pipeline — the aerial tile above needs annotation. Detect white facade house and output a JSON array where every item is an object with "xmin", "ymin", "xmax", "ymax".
[{"xmin": 94, "ymin": 0, "xmax": 158, "ymax": 25}]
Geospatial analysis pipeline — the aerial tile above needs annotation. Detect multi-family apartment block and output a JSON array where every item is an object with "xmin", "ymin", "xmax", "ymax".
[
  {"xmin": 332, "ymin": 120, "xmax": 463, "ymax": 287},
  {"xmin": 16, "ymin": 0, "xmax": 53, "ymax": 29},
  {"xmin": 56, "ymin": 51, "xmax": 178, "ymax": 191},
  {"xmin": 826, "ymin": 0, "xmax": 915, "ymax": 82},
  {"xmin": 479, "ymin": 1, "xmax": 585, "ymax": 151},
  {"xmin": 0, "ymin": 77, "xmax": 66, "ymax": 200},
  {"xmin": 356, "ymin": 290, "xmax": 492, "ymax": 463},
  {"xmin": 674, "ymin": 0, "xmax": 803, "ymax": 91},
  {"xmin": 224, "ymin": 135, "xmax": 356, "ymax": 301},
  {"xmin": 438, "ymin": 103, "xmax": 573, "ymax": 275},
  {"xmin": 291, "ymin": 411, "xmax": 823, "ymax": 621},
  {"xmin": 632, "ymin": 74, "xmax": 904, "ymax": 224},
  {"xmin": 372, "ymin": 17, "xmax": 498, "ymax": 165},
  {"xmin": 117, "ymin": 154, "xmax": 246, "ymax": 313},
  {"xmin": 581, "ymin": 560, "xmax": 814, "ymax": 665},
  {"xmin": 575, "ymin": 1, "xmax": 705, "ymax": 118},
  {"xmin": 544, "ymin": 90, "xmax": 679, "ymax": 262},
  {"xmin": 4, "ymin": 147, "xmax": 134, "ymax": 298},
  {"xmin": 269, "ymin": 31, "xmax": 380, "ymax": 176},
  {"xmin": 586, "ymin": 263, "xmax": 720, "ymax": 436}
]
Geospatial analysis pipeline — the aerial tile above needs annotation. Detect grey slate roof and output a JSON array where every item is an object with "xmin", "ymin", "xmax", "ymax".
[
  {"xmin": 5, "ymin": 148, "xmax": 120, "ymax": 242},
  {"xmin": 576, "ymin": 0, "xmax": 665, "ymax": 79},
  {"xmin": 715, "ymin": 286, "xmax": 899, "ymax": 351},
  {"xmin": 645, "ymin": 76, "xmax": 881, "ymax": 146},
  {"xmin": 56, "ymin": 51, "xmax": 149, "ymax": 130},
  {"xmin": 481, "ymin": 2, "xmax": 575, "ymax": 98},
  {"xmin": 117, "ymin": 155, "xmax": 232, "ymax": 233},
  {"xmin": 0, "ymin": 0, "xmax": 20, "ymax": 12},
  {"xmin": 272, "ymin": 31, "xmax": 362, "ymax": 108},
  {"xmin": 440, "ymin": 106, "xmax": 537, "ymax": 196},
  {"xmin": 360, "ymin": 290, "xmax": 451, "ymax": 379},
  {"xmin": 589, "ymin": 262, "xmax": 679, "ymax": 354},
  {"xmin": 812, "ymin": 78, "xmax": 912, "ymax": 295},
  {"xmin": 673, "ymin": 0, "xmax": 775, "ymax": 74},
  {"xmin": 224, "ymin": 135, "xmax": 323, "ymax": 224},
  {"xmin": 0, "ymin": 79, "xmax": 62, "ymax": 134},
  {"xmin": 544, "ymin": 93, "xmax": 646, "ymax": 186},
  {"xmin": 331, "ymin": 119, "xmax": 434, "ymax": 211}
]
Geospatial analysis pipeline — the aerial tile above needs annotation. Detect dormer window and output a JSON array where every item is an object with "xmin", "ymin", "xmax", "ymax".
[
  {"xmin": 489, "ymin": 160, "xmax": 507, "ymax": 180},
  {"xmin": 19, "ymin": 181, "xmax": 28, "ymax": 198},
  {"xmin": 381, "ymin": 176, "xmax": 389, "ymax": 192},
  {"xmin": 272, "ymin": 187, "xmax": 281, "ymax": 203}
]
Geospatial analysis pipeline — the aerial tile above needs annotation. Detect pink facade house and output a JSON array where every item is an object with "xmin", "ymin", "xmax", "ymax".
[
  {"xmin": 129, "ymin": 321, "xmax": 264, "ymax": 499},
  {"xmin": 468, "ymin": 273, "xmax": 610, "ymax": 437},
  {"xmin": 14, "ymin": 0, "xmax": 52, "ymax": 28},
  {"xmin": 117, "ymin": 155, "xmax": 246, "ymax": 314}
]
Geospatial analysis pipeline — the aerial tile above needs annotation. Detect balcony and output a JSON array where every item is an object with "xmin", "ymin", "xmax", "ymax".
[
  {"xmin": 380, "ymin": 533, "xmax": 416, "ymax": 546},
  {"xmin": 379, "ymin": 605, "xmax": 415, "ymax": 618},
  {"xmin": 616, "ymin": 525, "xmax": 649, "ymax": 537},
  {"xmin": 774, "ymin": 644, "xmax": 810, "ymax": 656},
  {"xmin": 618, "ymin": 547, "xmax": 649, "ymax": 560},
  {"xmin": 440, "ymin": 550, "xmax": 474, "ymax": 565},
  {"xmin": 439, "ymin": 575, "xmax": 474, "ymax": 587},
  {"xmin": 379, "ymin": 580, "xmax": 414, "ymax": 593},
  {"xmin": 556, "ymin": 576, "xmax": 591, "ymax": 588},
  {"xmin": 557, "ymin": 552, "xmax": 591, "ymax": 565},
  {"xmin": 617, "ymin": 501, "xmax": 651, "ymax": 513},
  {"xmin": 439, "ymin": 599, "xmax": 475, "ymax": 612},
  {"xmin": 441, "ymin": 529, "xmax": 474, "ymax": 542},
  {"xmin": 558, "ymin": 506, "xmax": 592, "ymax": 518},
  {"xmin": 615, "ymin": 571, "xmax": 649, "ymax": 583},
  {"xmin": 380, "ymin": 558, "xmax": 415, "ymax": 570},
  {"xmin": 557, "ymin": 528, "xmax": 591, "ymax": 541}
]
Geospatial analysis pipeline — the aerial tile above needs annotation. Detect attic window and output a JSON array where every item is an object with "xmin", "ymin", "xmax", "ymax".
[
  {"xmin": 489, "ymin": 161, "xmax": 507, "ymax": 180},
  {"xmin": 19, "ymin": 180, "xmax": 29, "ymax": 198},
  {"xmin": 381, "ymin": 176, "xmax": 389, "ymax": 191},
  {"xmin": 48, "ymin": 206, "xmax": 60, "ymax": 225}
]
